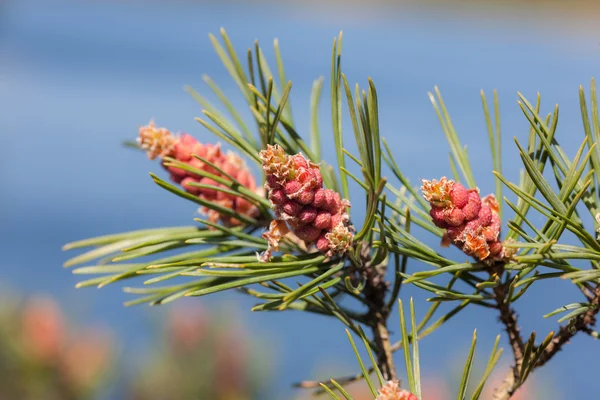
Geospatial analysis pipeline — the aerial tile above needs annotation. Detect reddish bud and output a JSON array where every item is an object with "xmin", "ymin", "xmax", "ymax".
[
  {"xmin": 181, "ymin": 177, "xmax": 201, "ymax": 195},
  {"xmin": 462, "ymin": 192, "xmax": 482, "ymax": 220},
  {"xmin": 478, "ymin": 205, "xmax": 492, "ymax": 226},
  {"xmin": 270, "ymin": 188, "xmax": 287, "ymax": 205},
  {"xmin": 292, "ymin": 154, "xmax": 308, "ymax": 170},
  {"xmin": 282, "ymin": 201, "xmax": 303, "ymax": 216},
  {"xmin": 465, "ymin": 219, "xmax": 482, "ymax": 233},
  {"xmin": 430, "ymin": 206, "xmax": 448, "ymax": 228},
  {"xmin": 235, "ymin": 197, "xmax": 254, "ymax": 214},
  {"xmin": 295, "ymin": 225, "xmax": 322, "ymax": 243},
  {"xmin": 330, "ymin": 192, "xmax": 343, "ymax": 213},
  {"xmin": 266, "ymin": 175, "xmax": 282, "ymax": 189},
  {"xmin": 316, "ymin": 233, "xmax": 329, "ymax": 252},
  {"xmin": 297, "ymin": 168, "xmax": 320, "ymax": 189},
  {"xmin": 313, "ymin": 211, "xmax": 332, "ymax": 230},
  {"xmin": 191, "ymin": 142, "xmax": 207, "ymax": 159},
  {"xmin": 298, "ymin": 207, "xmax": 318, "ymax": 225},
  {"xmin": 443, "ymin": 208, "xmax": 465, "ymax": 226},
  {"xmin": 196, "ymin": 178, "xmax": 219, "ymax": 199},
  {"xmin": 313, "ymin": 168, "xmax": 324, "ymax": 187},
  {"xmin": 323, "ymin": 190, "xmax": 337, "ymax": 211},
  {"xmin": 166, "ymin": 165, "xmax": 187, "ymax": 179},
  {"xmin": 284, "ymin": 180, "xmax": 302, "ymax": 196},
  {"xmin": 139, "ymin": 122, "xmax": 260, "ymax": 227},
  {"xmin": 260, "ymin": 145, "xmax": 353, "ymax": 257},
  {"xmin": 450, "ymin": 183, "xmax": 469, "ymax": 208},
  {"xmin": 221, "ymin": 162, "xmax": 238, "ymax": 177},
  {"xmin": 330, "ymin": 213, "xmax": 346, "ymax": 228},
  {"xmin": 446, "ymin": 224, "xmax": 465, "ymax": 241},
  {"xmin": 174, "ymin": 143, "xmax": 192, "ymax": 161},
  {"xmin": 179, "ymin": 134, "xmax": 196, "ymax": 146},
  {"xmin": 296, "ymin": 190, "xmax": 315, "ymax": 205},
  {"xmin": 312, "ymin": 188, "xmax": 328, "ymax": 208},
  {"xmin": 488, "ymin": 241, "xmax": 504, "ymax": 256}
]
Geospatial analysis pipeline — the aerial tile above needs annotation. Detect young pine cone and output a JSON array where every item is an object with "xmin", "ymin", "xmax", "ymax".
[
  {"xmin": 421, "ymin": 177, "xmax": 514, "ymax": 263},
  {"xmin": 258, "ymin": 144, "xmax": 354, "ymax": 261},
  {"xmin": 138, "ymin": 120, "xmax": 259, "ymax": 226}
]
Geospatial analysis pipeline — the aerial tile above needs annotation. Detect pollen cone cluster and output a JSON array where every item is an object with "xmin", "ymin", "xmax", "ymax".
[
  {"xmin": 376, "ymin": 380, "xmax": 418, "ymax": 400},
  {"xmin": 421, "ymin": 177, "xmax": 512, "ymax": 263},
  {"xmin": 138, "ymin": 120, "xmax": 259, "ymax": 226},
  {"xmin": 258, "ymin": 144, "xmax": 354, "ymax": 261}
]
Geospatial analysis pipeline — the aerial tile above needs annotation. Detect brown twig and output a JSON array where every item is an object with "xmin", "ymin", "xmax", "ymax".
[
  {"xmin": 493, "ymin": 267, "xmax": 525, "ymax": 365},
  {"xmin": 493, "ymin": 268, "xmax": 600, "ymax": 399},
  {"xmin": 361, "ymin": 243, "xmax": 397, "ymax": 381},
  {"xmin": 535, "ymin": 284, "xmax": 600, "ymax": 368},
  {"xmin": 296, "ymin": 244, "xmax": 396, "ymax": 393},
  {"xmin": 489, "ymin": 263, "xmax": 525, "ymax": 400}
]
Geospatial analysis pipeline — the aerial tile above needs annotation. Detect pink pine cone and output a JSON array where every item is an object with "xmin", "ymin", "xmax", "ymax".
[
  {"xmin": 137, "ymin": 120, "xmax": 260, "ymax": 227},
  {"xmin": 259, "ymin": 145, "xmax": 354, "ymax": 260},
  {"xmin": 421, "ymin": 176, "xmax": 512, "ymax": 263}
]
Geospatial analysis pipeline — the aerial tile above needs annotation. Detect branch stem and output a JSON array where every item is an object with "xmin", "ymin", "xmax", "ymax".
[
  {"xmin": 373, "ymin": 317, "xmax": 396, "ymax": 381},
  {"xmin": 494, "ymin": 267, "xmax": 600, "ymax": 399},
  {"xmin": 490, "ymin": 263, "xmax": 525, "ymax": 400},
  {"xmin": 362, "ymin": 243, "xmax": 396, "ymax": 381},
  {"xmin": 535, "ymin": 284, "xmax": 600, "ymax": 368}
]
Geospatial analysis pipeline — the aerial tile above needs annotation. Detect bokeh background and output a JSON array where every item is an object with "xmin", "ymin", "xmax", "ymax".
[{"xmin": 2, "ymin": 0, "xmax": 599, "ymax": 398}]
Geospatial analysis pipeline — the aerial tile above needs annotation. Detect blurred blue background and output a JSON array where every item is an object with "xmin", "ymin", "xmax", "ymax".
[{"xmin": 2, "ymin": 0, "xmax": 599, "ymax": 398}]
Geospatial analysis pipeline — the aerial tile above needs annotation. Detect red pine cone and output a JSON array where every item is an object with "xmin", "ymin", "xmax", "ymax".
[
  {"xmin": 138, "ymin": 120, "xmax": 260, "ymax": 226},
  {"xmin": 258, "ymin": 144, "xmax": 354, "ymax": 261},
  {"xmin": 421, "ymin": 177, "xmax": 512, "ymax": 263}
]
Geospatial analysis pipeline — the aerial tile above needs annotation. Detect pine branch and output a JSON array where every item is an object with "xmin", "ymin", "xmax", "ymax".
[
  {"xmin": 494, "ymin": 279, "xmax": 600, "ymax": 399},
  {"xmin": 62, "ymin": 27, "xmax": 600, "ymax": 399},
  {"xmin": 359, "ymin": 243, "xmax": 396, "ymax": 381},
  {"xmin": 535, "ymin": 283, "xmax": 600, "ymax": 367},
  {"xmin": 489, "ymin": 262, "xmax": 525, "ymax": 400}
]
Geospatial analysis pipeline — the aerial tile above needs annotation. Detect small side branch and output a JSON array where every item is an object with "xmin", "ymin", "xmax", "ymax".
[
  {"xmin": 535, "ymin": 284, "xmax": 600, "ymax": 368},
  {"xmin": 494, "ymin": 274, "xmax": 600, "ymax": 399}
]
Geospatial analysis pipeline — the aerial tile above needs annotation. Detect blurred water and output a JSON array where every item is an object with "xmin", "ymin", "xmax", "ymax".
[{"xmin": 1, "ymin": 0, "xmax": 599, "ymax": 398}]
